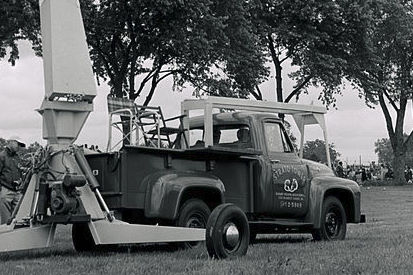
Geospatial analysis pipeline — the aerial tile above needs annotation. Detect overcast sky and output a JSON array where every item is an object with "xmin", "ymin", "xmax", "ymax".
[{"xmin": 1, "ymin": 41, "xmax": 412, "ymax": 165}]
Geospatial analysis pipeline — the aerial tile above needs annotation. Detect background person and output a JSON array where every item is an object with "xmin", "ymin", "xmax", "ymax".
[
  {"xmin": 336, "ymin": 161, "xmax": 344, "ymax": 178},
  {"xmin": 0, "ymin": 139, "xmax": 25, "ymax": 224}
]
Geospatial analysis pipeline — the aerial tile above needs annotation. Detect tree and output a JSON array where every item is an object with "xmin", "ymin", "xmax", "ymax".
[
  {"xmin": 186, "ymin": 0, "xmax": 269, "ymax": 100},
  {"xmin": 374, "ymin": 136, "xmax": 413, "ymax": 168},
  {"xmin": 0, "ymin": 0, "xmax": 40, "ymax": 65},
  {"xmin": 349, "ymin": 0, "xmax": 413, "ymax": 184},
  {"xmin": 81, "ymin": 0, "xmax": 220, "ymax": 102},
  {"xmin": 0, "ymin": 138, "xmax": 6, "ymax": 150},
  {"xmin": 303, "ymin": 139, "xmax": 340, "ymax": 164},
  {"xmin": 80, "ymin": 0, "xmax": 269, "ymax": 105},
  {"xmin": 374, "ymin": 138, "xmax": 393, "ymax": 166},
  {"xmin": 248, "ymin": 0, "xmax": 371, "ymax": 106}
]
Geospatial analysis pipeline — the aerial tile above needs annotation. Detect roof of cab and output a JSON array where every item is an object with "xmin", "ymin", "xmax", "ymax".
[{"xmin": 189, "ymin": 112, "xmax": 281, "ymax": 128}]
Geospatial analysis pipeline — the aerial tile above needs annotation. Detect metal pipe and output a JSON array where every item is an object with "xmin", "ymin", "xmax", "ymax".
[
  {"xmin": 95, "ymin": 189, "xmax": 113, "ymax": 222},
  {"xmin": 8, "ymin": 172, "xmax": 35, "ymax": 224},
  {"xmin": 156, "ymin": 113, "xmax": 161, "ymax": 148},
  {"xmin": 73, "ymin": 147, "xmax": 114, "ymax": 221},
  {"xmin": 73, "ymin": 148, "xmax": 100, "ymax": 190}
]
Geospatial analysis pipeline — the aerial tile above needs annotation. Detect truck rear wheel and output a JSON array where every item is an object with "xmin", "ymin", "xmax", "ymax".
[
  {"xmin": 175, "ymin": 198, "xmax": 211, "ymax": 249},
  {"xmin": 206, "ymin": 203, "xmax": 249, "ymax": 259},
  {"xmin": 312, "ymin": 196, "xmax": 347, "ymax": 241}
]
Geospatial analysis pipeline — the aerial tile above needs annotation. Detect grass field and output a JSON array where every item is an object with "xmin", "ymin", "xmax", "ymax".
[{"xmin": 1, "ymin": 186, "xmax": 413, "ymax": 274}]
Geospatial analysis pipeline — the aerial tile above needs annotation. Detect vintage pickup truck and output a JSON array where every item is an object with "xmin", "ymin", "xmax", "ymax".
[{"xmin": 86, "ymin": 96, "xmax": 364, "ymax": 255}]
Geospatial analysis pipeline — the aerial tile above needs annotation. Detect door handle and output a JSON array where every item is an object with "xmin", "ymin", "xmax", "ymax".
[{"xmin": 271, "ymin": 160, "xmax": 280, "ymax": 163}]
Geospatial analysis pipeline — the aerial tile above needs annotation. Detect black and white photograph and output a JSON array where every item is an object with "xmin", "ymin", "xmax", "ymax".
[{"xmin": 0, "ymin": 0, "xmax": 412, "ymax": 273}]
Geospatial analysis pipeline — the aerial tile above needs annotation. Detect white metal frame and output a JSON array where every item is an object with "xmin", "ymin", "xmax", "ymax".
[
  {"xmin": 107, "ymin": 108, "xmax": 163, "ymax": 152},
  {"xmin": 107, "ymin": 108, "xmax": 136, "ymax": 151},
  {"xmin": 181, "ymin": 96, "xmax": 331, "ymax": 167},
  {"xmin": 136, "ymin": 110, "xmax": 162, "ymax": 148}
]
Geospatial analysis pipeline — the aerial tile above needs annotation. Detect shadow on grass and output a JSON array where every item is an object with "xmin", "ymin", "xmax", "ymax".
[
  {"xmin": 0, "ymin": 248, "xmax": 78, "ymax": 262},
  {"xmin": 0, "ymin": 242, "xmax": 195, "ymax": 262},
  {"xmin": 252, "ymin": 235, "xmax": 312, "ymax": 245}
]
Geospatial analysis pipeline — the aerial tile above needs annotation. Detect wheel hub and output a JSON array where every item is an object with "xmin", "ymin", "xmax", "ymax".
[
  {"xmin": 326, "ymin": 212, "xmax": 339, "ymax": 235},
  {"xmin": 186, "ymin": 216, "xmax": 203, "ymax": 228},
  {"xmin": 223, "ymin": 223, "xmax": 240, "ymax": 249}
]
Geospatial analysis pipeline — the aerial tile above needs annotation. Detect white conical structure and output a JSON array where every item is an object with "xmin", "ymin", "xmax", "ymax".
[
  {"xmin": 38, "ymin": 0, "xmax": 96, "ymax": 144},
  {"xmin": 40, "ymin": 0, "xmax": 96, "ymax": 101}
]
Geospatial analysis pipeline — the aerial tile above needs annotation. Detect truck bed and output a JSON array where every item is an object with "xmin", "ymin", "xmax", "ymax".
[{"xmin": 86, "ymin": 145, "xmax": 261, "ymax": 213}]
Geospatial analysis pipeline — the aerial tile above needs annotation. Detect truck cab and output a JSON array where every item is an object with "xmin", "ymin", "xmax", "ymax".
[{"xmin": 188, "ymin": 112, "xmax": 313, "ymax": 218}]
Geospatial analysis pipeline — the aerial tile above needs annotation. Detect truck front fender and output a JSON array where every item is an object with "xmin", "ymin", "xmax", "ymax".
[
  {"xmin": 309, "ymin": 176, "xmax": 361, "ymax": 229},
  {"xmin": 143, "ymin": 170, "xmax": 225, "ymax": 220}
]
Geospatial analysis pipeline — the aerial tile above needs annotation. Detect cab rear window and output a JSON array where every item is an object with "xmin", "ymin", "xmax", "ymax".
[{"xmin": 189, "ymin": 124, "xmax": 253, "ymax": 149}]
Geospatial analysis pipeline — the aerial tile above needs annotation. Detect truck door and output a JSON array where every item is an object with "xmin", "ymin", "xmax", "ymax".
[{"xmin": 263, "ymin": 121, "xmax": 310, "ymax": 218}]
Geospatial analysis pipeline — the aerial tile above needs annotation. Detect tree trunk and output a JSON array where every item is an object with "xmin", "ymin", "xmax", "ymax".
[
  {"xmin": 111, "ymin": 78, "xmax": 123, "ymax": 98},
  {"xmin": 266, "ymin": 35, "xmax": 283, "ymax": 100},
  {"xmin": 111, "ymin": 77, "xmax": 131, "ymax": 145},
  {"xmin": 377, "ymin": 90, "xmax": 408, "ymax": 185},
  {"xmin": 393, "ymin": 148, "xmax": 406, "ymax": 185},
  {"xmin": 275, "ymin": 63, "xmax": 283, "ymax": 103}
]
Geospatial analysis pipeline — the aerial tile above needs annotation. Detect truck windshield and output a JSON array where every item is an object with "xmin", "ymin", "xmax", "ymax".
[
  {"xmin": 190, "ymin": 124, "xmax": 253, "ymax": 149},
  {"xmin": 264, "ymin": 122, "xmax": 293, "ymax": 153}
]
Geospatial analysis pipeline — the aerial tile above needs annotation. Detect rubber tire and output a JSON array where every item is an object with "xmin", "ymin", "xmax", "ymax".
[
  {"xmin": 175, "ymin": 199, "xmax": 211, "ymax": 249},
  {"xmin": 312, "ymin": 196, "xmax": 347, "ymax": 241},
  {"xmin": 72, "ymin": 223, "xmax": 98, "ymax": 252},
  {"xmin": 206, "ymin": 203, "xmax": 250, "ymax": 259}
]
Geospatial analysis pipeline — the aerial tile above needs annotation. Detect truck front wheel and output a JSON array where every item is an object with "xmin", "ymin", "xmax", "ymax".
[
  {"xmin": 312, "ymin": 196, "xmax": 347, "ymax": 241},
  {"xmin": 175, "ymin": 198, "xmax": 211, "ymax": 248},
  {"xmin": 206, "ymin": 204, "xmax": 250, "ymax": 259}
]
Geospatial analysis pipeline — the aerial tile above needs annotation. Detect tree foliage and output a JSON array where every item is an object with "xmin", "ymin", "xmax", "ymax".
[
  {"xmin": 1, "ymin": 0, "xmax": 372, "ymax": 107},
  {"xmin": 79, "ymin": 0, "xmax": 268, "ymax": 104},
  {"xmin": 303, "ymin": 139, "xmax": 340, "ymax": 164},
  {"xmin": 247, "ymin": 0, "xmax": 371, "ymax": 105},
  {"xmin": 348, "ymin": 0, "xmax": 413, "ymax": 184},
  {"xmin": 374, "ymin": 138, "xmax": 393, "ymax": 166},
  {"xmin": 2, "ymin": 0, "xmax": 268, "ymax": 105},
  {"xmin": 374, "ymin": 136, "xmax": 413, "ymax": 168},
  {"xmin": 0, "ymin": 0, "xmax": 40, "ymax": 65}
]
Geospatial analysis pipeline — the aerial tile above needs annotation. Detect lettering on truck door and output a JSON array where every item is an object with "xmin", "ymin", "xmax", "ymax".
[{"xmin": 263, "ymin": 121, "xmax": 310, "ymax": 217}]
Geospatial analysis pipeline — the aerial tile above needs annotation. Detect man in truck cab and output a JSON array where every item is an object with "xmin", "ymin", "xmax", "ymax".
[
  {"xmin": 193, "ymin": 129, "xmax": 222, "ymax": 148},
  {"xmin": 235, "ymin": 126, "xmax": 252, "ymax": 148}
]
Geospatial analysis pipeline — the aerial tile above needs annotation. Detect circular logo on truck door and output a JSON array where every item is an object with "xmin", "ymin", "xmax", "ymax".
[{"xmin": 284, "ymin": 178, "xmax": 299, "ymax": 193}]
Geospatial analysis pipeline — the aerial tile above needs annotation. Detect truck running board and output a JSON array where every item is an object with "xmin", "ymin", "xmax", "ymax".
[{"xmin": 248, "ymin": 221, "xmax": 313, "ymax": 233}]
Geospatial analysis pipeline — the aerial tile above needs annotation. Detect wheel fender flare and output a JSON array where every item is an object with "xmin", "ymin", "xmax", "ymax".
[
  {"xmin": 143, "ymin": 171, "xmax": 225, "ymax": 220},
  {"xmin": 310, "ymin": 177, "xmax": 358, "ymax": 229}
]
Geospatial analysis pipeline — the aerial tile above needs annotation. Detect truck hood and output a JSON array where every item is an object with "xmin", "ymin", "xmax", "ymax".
[
  {"xmin": 301, "ymin": 159, "xmax": 335, "ymax": 177},
  {"xmin": 302, "ymin": 159, "xmax": 361, "ymax": 192}
]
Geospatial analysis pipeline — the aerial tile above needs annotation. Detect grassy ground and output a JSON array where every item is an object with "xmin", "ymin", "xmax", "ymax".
[{"xmin": 1, "ymin": 186, "xmax": 413, "ymax": 274}]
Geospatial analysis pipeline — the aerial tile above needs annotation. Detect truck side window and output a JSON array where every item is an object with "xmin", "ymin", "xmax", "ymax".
[{"xmin": 264, "ymin": 122, "xmax": 293, "ymax": 153}]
